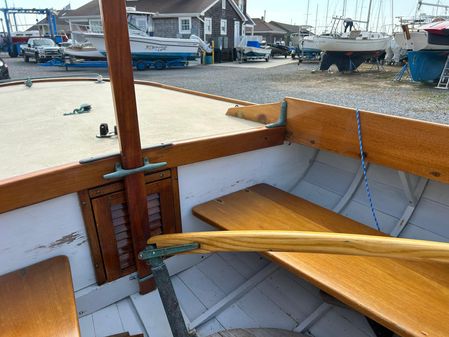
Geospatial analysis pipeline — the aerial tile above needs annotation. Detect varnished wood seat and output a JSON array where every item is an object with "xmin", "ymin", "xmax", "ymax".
[
  {"xmin": 0, "ymin": 256, "xmax": 80, "ymax": 337},
  {"xmin": 192, "ymin": 184, "xmax": 449, "ymax": 337}
]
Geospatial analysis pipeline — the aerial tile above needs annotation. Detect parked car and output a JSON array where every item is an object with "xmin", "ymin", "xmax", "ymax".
[
  {"xmin": 268, "ymin": 43, "xmax": 290, "ymax": 58},
  {"xmin": 0, "ymin": 57, "xmax": 9, "ymax": 80},
  {"xmin": 22, "ymin": 38, "xmax": 61, "ymax": 63}
]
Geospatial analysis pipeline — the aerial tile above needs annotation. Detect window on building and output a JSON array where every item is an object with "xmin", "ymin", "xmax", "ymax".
[
  {"xmin": 89, "ymin": 19, "xmax": 103, "ymax": 33},
  {"xmin": 222, "ymin": 0, "xmax": 226, "ymax": 9},
  {"xmin": 220, "ymin": 19, "xmax": 227, "ymax": 35},
  {"xmin": 178, "ymin": 17, "xmax": 191, "ymax": 34},
  {"xmin": 205, "ymin": 17, "xmax": 212, "ymax": 35}
]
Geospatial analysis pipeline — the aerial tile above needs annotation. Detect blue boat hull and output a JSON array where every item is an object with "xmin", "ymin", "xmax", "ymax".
[{"xmin": 408, "ymin": 50, "xmax": 449, "ymax": 82}]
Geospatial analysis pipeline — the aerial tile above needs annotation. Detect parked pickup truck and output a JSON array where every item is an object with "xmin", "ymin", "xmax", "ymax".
[{"xmin": 22, "ymin": 38, "xmax": 61, "ymax": 63}]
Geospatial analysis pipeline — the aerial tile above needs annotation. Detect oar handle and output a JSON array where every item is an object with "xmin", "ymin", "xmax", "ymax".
[{"xmin": 148, "ymin": 230, "xmax": 449, "ymax": 264}]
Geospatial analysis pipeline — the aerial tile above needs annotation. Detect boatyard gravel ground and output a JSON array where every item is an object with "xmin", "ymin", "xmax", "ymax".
[{"xmin": 4, "ymin": 54, "xmax": 449, "ymax": 124}]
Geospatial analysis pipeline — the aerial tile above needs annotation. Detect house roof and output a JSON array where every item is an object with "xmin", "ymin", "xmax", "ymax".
[
  {"xmin": 66, "ymin": 0, "xmax": 247, "ymax": 21},
  {"xmin": 270, "ymin": 21, "xmax": 314, "ymax": 35},
  {"xmin": 269, "ymin": 21, "xmax": 301, "ymax": 34},
  {"xmin": 26, "ymin": 10, "xmax": 74, "ymax": 33},
  {"xmin": 251, "ymin": 18, "xmax": 287, "ymax": 34}
]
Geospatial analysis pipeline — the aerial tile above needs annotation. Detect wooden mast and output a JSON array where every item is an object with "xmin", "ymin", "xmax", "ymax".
[{"xmin": 98, "ymin": 0, "xmax": 153, "ymax": 293}]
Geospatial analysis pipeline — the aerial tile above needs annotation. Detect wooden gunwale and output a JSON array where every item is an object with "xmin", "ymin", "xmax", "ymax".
[
  {"xmin": 227, "ymin": 97, "xmax": 449, "ymax": 184},
  {"xmin": 0, "ymin": 127, "xmax": 285, "ymax": 214}
]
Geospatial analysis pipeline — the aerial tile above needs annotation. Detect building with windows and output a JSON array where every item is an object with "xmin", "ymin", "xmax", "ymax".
[
  {"xmin": 64, "ymin": 0, "xmax": 253, "ymax": 61},
  {"xmin": 269, "ymin": 21, "xmax": 314, "ymax": 46}
]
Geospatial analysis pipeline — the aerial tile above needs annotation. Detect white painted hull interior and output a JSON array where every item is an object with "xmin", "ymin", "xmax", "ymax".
[{"xmin": 2, "ymin": 126, "xmax": 449, "ymax": 336}]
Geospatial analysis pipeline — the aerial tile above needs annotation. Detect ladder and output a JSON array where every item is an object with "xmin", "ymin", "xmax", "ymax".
[{"xmin": 436, "ymin": 55, "xmax": 449, "ymax": 90}]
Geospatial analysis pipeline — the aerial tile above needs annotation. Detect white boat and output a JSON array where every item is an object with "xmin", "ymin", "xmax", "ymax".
[
  {"xmin": 236, "ymin": 36, "xmax": 272, "ymax": 62},
  {"xmin": 394, "ymin": 0, "xmax": 449, "ymax": 51},
  {"xmin": 316, "ymin": 31, "xmax": 390, "ymax": 71},
  {"xmin": 396, "ymin": 21, "xmax": 449, "ymax": 51},
  {"xmin": 63, "ymin": 44, "xmax": 106, "ymax": 60},
  {"xmin": 394, "ymin": 30, "xmax": 449, "ymax": 51},
  {"xmin": 316, "ymin": 31, "xmax": 390, "ymax": 53},
  {"xmin": 301, "ymin": 36, "xmax": 321, "ymax": 53},
  {"xmin": 85, "ymin": 32, "xmax": 203, "ymax": 61}
]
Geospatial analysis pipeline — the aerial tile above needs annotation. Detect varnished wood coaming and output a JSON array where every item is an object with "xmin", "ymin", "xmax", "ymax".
[
  {"xmin": 228, "ymin": 98, "xmax": 449, "ymax": 184},
  {"xmin": 192, "ymin": 184, "xmax": 449, "ymax": 337},
  {"xmin": 0, "ymin": 127, "xmax": 284, "ymax": 214},
  {"xmin": 0, "ymin": 256, "xmax": 80, "ymax": 337}
]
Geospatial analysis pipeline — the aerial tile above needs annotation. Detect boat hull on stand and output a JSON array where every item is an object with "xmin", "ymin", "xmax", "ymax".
[
  {"xmin": 317, "ymin": 35, "xmax": 390, "ymax": 53},
  {"xmin": 320, "ymin": 50, "xmax": 385, "ymax": 71},
  {"xmin": 408, "ymin": 50, "xmax": 449, "ymax": 82}
]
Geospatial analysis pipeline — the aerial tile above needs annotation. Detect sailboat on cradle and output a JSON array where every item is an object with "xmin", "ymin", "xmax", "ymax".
[
  {"xmin": 312, "ymin": 0, "xmax": 390, "ymax": 71},
  {"xmin": 394, "ymin": 1, "xmax": 449, "ymax": 81}
]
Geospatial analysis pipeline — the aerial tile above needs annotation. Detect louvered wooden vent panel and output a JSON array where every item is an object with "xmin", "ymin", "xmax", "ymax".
[
  {"xmin": 109, "ymin": 193, "xmax": 164, "ymax": 275},
  {"xmin": 87, "ymin": 174, "xmax": 179, "ymax": 284},
  {"xmin": 111, "ymin": 202, "xmax": 134, "ymax": 273}
]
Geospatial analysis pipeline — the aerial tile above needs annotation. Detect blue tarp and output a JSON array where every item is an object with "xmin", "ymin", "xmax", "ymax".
[{"xmin": 247, "ymin": 40, "xmax": 261, "ymax": 48}]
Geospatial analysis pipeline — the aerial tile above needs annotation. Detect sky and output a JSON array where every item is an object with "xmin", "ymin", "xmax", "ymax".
[{"xmin": 2, "ymin": 0, "xmax": 449, "ymax": 34}]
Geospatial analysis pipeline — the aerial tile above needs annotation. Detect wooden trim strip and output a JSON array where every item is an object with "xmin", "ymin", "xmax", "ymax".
[
  {"xmin": 0, "ymin": 127, "xmax": 285, "ymax": 214},
  {"xmin": 148, "ymin": 230, "xmax": 449, "ymax": 264},
  {"xmin": 226, "ymin": 102, "xmax": 281, "ymax": 124},
  {"xmin": 134, "ymin": 80, "xmax": 254, "ymax": 106},
  {"xmin": 78, "ymin": 190, "xmax": 107, "ymax": 284}
]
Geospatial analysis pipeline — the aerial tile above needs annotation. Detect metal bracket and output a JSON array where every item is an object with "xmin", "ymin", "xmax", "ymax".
[
  {"xmin": 24, "ymin": 77, "xmax": 32, "ymax": 88},
  {"xmin": 138, "ymin": 243, "xmax": 199, "ymax": 264},
  {"xmin": 138, "ymin": 243, "xmax": 199, "ymax": 337},
  {"xmin": 103, "ymin": 157, "xmax": 167, "ymax": 180},
  {"xmin": 266, "ymin": 100, "xmax": 287, "ymax": 128}
]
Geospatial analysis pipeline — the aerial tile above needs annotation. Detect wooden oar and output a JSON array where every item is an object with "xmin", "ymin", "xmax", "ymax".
[{"xmin": 148, "ymin": 230, "xmax": 449, "ymax": 263}]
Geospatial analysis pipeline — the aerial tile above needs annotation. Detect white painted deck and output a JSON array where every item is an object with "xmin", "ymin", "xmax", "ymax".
[{"xmin": 0, "ymin": 81, "xmax": 261, "ymax": 180}]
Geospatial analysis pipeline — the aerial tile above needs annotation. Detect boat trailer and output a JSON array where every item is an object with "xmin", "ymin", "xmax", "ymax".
[{"xmin": 41, "ymin": 57, "xmax": 190, "ymax": 71}]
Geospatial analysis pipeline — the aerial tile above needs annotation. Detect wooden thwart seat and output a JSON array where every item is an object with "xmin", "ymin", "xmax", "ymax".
[
  {"xmin": 0, "ymin": 256, "xmax": 80, "ymax": 337},
  {"xmin": 192, "ymin": 184, "xmax": 449, "ymax": 337}
]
